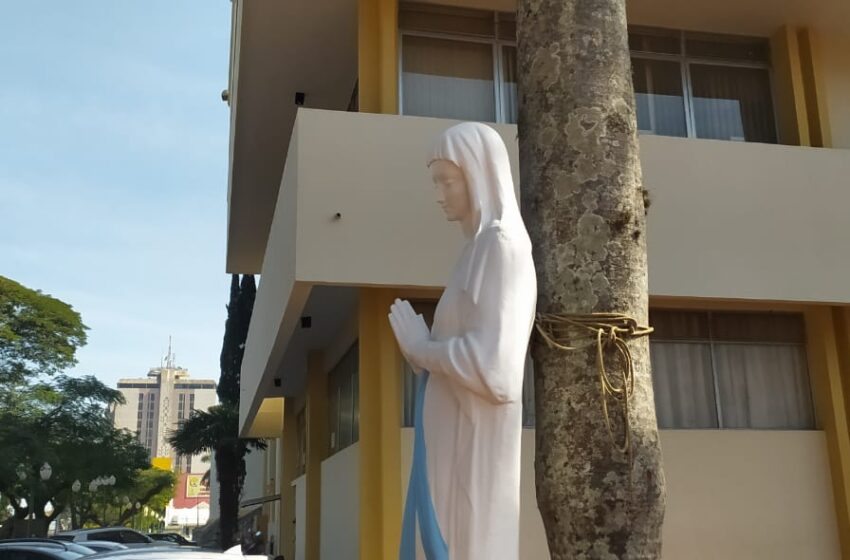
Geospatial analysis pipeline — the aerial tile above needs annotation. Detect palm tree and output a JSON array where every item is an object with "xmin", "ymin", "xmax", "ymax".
[
  {"xmin": 168, "ymin": 404, "xmax": 264, "ymax": 550},
  {"xmin": 516, "ymin": 0, "xmax": 666, "ymax": 557}
]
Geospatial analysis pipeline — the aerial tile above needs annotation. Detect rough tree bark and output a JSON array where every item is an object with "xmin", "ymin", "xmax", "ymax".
[
  {"xmin": 516, "ymin": 0, "xmax": 666, "ymax": 558},
  {"xmin": 216, "ymin": 445, "xmax": 241, "ymax": 551}
]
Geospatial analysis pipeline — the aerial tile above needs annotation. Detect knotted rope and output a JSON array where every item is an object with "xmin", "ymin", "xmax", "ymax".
[{"xmin": 534, "ymin": 312, "xmax": 653, "ymax": 461}]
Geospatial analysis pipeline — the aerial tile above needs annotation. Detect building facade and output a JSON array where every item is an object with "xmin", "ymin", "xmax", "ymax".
[
  {"xmin": 224, "ymin": 0, "xmax": 850, "ymax": 558},
  {"xmin": 112, "ymin": 349, "xmax": 218, "ymax": 474}
]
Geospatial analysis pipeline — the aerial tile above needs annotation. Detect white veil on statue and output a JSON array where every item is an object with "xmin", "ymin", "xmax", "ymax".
[{"xmin": 428, "ymin": 122, "xmax": 531, "ymax": 304}]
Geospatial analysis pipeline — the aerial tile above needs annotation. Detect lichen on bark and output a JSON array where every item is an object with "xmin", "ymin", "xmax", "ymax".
[{"xmin": 517, "ymin": 0, "xmax": 667, "ymax": 558}]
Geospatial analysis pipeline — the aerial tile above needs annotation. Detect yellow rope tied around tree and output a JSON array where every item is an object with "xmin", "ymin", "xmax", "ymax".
[{"xmin": 534, "ymin": 312, "xmax": 653, "ymax": 460}]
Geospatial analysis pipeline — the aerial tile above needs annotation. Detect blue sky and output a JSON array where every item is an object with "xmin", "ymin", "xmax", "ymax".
[{"xmin": 1, "ymin": 2, "xmax": 233, "ymax": 386}]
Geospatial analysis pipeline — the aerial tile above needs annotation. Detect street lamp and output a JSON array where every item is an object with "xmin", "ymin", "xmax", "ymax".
[
  {"xmin": 31, "ymin": 462, "xmax": 52, "ymax": 536},
  {"xmin": 96, "ymin": 474, "xmax": 114, "ymax": 527},
  {"xmin": 70, "ymin": 480, "xmax": 81, "ymax": 531},
  {"xmin": 134, "ymin": 502, "xmax": 142, "ymax": 531}
]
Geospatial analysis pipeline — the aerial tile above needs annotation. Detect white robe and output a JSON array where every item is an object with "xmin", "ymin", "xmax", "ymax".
[{"xmin": 415, "ymin": 225, "xmax": 537, "ymax": 560}]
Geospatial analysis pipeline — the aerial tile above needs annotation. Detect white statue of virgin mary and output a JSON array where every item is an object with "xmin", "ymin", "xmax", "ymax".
[{"xmin": 389, "ymin": 122, "xmax": 537, "ymax": 560}]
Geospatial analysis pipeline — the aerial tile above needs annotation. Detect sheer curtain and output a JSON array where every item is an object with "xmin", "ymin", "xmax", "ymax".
[
  {"xmin": 714, "ymin": 344, "xmax": 814, "ymax": 429},
  {"xmin": 501, "ymin": 46, "xmax": 518, "ymax": 124},
  {"xmin": 650, "ymin": 342, "xmax": 718, "ymax": 428},
  {"xmin": 649, "ymin": 309, "xmax": 813, "ymax": 430},
  {"xmin": 402, "ymin": 35, "xmax": 496, "ymax": 122}
]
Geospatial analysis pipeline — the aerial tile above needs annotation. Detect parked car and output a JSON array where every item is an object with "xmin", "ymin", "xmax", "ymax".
[
  {"xmin": 0, "ymin": 539, "xmax": 98, "ymax": 557},
  {"xmin": 52, "ymin": 531, "xmax": 174, "ymax": 549},
  {"xmin": 70, "ymin": 544, "xmax": 125, "ymax": 554},
  {"xmin": 144, "ymin": 536, "xmax": 194, "ymax": 548},
  {"xmin": 0, "ymin": 539, "xmax": 90, "ymax": 560},
  {"xmin": 86, "ymin": 550, "xmax": 257, "ymax": 560}
]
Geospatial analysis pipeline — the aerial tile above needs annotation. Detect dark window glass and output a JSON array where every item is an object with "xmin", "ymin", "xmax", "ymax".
[
  {"xmin": 120, "ymin": 531, "xmax": 150, "ymax": 544},
  {"xmin": 629, "ymin": 26, "xmax": 681, "ymax": 54},
  {"xmin": 327, "ymin": 343, "xmax": 360, "ymax": 455},
  {"xmin": 92, "ymin": 531, "xmax": 122, "ymax": 543},
  {"xmin": 632, "ymin": 58, "xmax": 687, "ymax": 137},
  {"xmin": 686, "ymin": 32, "xmax": 770, "ymax": 62},
  {"xmin": 690, "ymin": 64, "xmax": 777, "ymax": 143}
]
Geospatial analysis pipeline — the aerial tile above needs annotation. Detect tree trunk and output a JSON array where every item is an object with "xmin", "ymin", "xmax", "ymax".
[
  {"xmin": 516, "ymin": 0, "xmax": 666, "ymax": 558},
  {"xmin": 216, "ymin": 446, "xmax": 240, "ymax": 551}
]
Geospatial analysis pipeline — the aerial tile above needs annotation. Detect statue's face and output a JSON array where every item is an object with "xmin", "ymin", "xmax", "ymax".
[{"xmin": 430, "ymin": 159, "xmax": 471, "ymax": 223}]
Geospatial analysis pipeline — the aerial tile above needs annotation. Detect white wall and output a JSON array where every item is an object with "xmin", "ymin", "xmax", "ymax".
[
  {"xmin": 291, "ymin": 110, "xmax": 850, "ymax": 304},
  {"xmin": 401, "ymin": 428, "xmax": 840, "ymax": 559},
  {"xmin": 293, "ymin": 475, "xmax": 306, "ymax": 560},
  {"xmin": 320, "ymin": 443, "xmax": 360, "ymax": 560}
]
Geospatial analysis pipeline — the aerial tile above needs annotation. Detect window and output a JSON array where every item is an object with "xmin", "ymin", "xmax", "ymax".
[
  {"xmin": 399, "ymin": 4, "xmax": 778, "ymax": 143},
  {"xmin": 175, "ymin": 382, "xmax": 216, "ymax": 389},
  {"xmin": 650, "ymin": 309, "xmax": 814, "ymax": 429},
  {"xmin": 119, "ymin": 530, "xmax": 150, "ymax": 544},
  {"xmin": 327, "ymin": 342, "xmax": 360, "ymax": 456},
  {"xmin": 295, "ymin": 408, "xmax": 307, "ymax": 476},
  {"xmin": 631, "ymin": 27, "xmax": 777, "ymax": 142},
  {"xmin": 91, "ymin": 530, "xmax": 123, "ymax": 543},
  {"xmin": 399, "ymin": 3, "xmax": 515, "ymax": 123},
  {"xmin": 189, "ymin": 393, "xmax": 195, "ymax": 412},
  {"xmin": 178, "ymin": 393, "xmax": 186, "ymax": 420}
]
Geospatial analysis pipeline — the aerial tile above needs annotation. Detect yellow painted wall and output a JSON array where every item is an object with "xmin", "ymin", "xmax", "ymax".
[
  {"xmin": 358, "ymin": 0, "xmax": 398, "ymax": 114},
  {"xmin": 770, "ymin": 26, "xmax": 809, "ymax": 146},
  {"xmin": 805, "ymin": 307, "xmax": 850, "ymax": 559},
  {"xmin": 305, "ymin": 352, "xmax": 327, "ymax": 560},
  {"xmin": 358, "ymin": 289, "xmax": 403, "ymax": 560},
  {"xmin": 280, "ymin": 398, "xmax": 298, "ymax": 560}
]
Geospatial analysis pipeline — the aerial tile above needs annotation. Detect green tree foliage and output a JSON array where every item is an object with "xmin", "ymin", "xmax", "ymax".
[
  {"xmin": 0, "ymin": 278, "xmax": 174, "ymax": 537},
  {"xmin": 0, "ymin": 276, "xmax": 87, "ymax": 385},
  {"xmin": 172, "ymin": 273, "xmax": 260, "ymax": 550},
  {"xmin": 0, "ymin": 375, "xmax": 171, "ymax": 536},
  {"xmin": 77, "ymin": 467, "xmax": 176, "ymax": 529}
]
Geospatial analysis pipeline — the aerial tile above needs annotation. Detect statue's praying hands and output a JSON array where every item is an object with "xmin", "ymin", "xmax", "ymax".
[{"xmin": 388, "ymin": 298, "xmax": 430, "ymax": 375}]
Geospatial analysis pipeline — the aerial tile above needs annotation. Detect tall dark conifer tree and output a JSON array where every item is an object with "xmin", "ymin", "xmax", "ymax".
[
  {"xmin": 218, "ymin": 275, "xmax": 241, "ymax": 406},
  {"xmin": 172, "ymin": 274, "xmax": 262, "ymax": 550}
]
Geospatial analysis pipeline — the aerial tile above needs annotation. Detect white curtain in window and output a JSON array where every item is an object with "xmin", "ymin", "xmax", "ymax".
[
  {"xmin": 501, "ymin": 46, "xmax": 518, "ymax": 124},
  {"xmin": 402, "ymin": 35, "xmax": 496, "ymax": 122},
  {"xmin": 713, "ymin": 344, "xmax": 814, "ymax": 429},
  {"xmin": 650, "ymin": 342, "xmax": 718, "ymax": 428}
]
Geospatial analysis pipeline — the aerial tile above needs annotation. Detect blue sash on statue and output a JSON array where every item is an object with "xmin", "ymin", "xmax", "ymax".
[{"xmin": 400, "ymin": 371, "xmax": 449, "ymax": 560}]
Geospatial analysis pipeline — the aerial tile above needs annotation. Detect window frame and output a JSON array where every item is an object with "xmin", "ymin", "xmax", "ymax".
[
  {"xmin": 397, "ymin": 11, "xmax": 517, "ymax": 124},
  {"xmin": 650, "ymin": 309, "xmax": 816, "ymax": 430},
  {"xmin": 327, "ymin": 342, "xmax": 360, "ymax": 457},
  {"xmin": 398, "ymin": 18, "xmax": 781, "ymax": 141},
  {"xmin": 630, "ymin": 29, "xmax": 779, "ymax": 140}
]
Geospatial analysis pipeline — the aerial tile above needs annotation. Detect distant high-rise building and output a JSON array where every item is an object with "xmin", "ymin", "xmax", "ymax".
[{"xmin": 112, "ymin": 341, "xmax": 217, "ymax": 474}]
